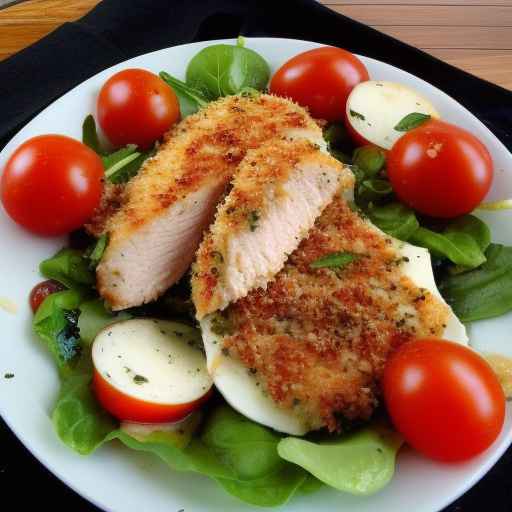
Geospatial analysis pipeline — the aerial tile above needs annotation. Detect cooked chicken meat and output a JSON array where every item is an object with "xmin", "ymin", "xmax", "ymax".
[
  {"xmin": 97, "ymin": 94, "xmax": 324, "ymax": 310},
  {"xmin": 192, "ymin": 138, "xmax": 353, "ymax": 319}
]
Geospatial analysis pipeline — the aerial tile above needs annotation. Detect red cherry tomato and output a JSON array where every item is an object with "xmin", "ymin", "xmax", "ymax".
[
  {"xmin": 387, "ymin": 119, "xmax": 493, "ymax": 218},
  {"xmin": 269, "ymin": 47, "xmax": 369, "ymax": 121},
  {"xmin": 29, "ymin": 279, "xmax": 65, "ymax": 313},
  {"xmin": 1, "ymin": 135, "xmax": 104, "ymax": 236},
  {"xmin": 97, "ymin": 68, "xmax": 180, "ymax": 149},
  {"xmin": 383, "ymin": 339, "xmax": 505, "ymax": 462},
  {"xmin": 92, "ymin": 369, "xmax": 213, "ymax": 423}
]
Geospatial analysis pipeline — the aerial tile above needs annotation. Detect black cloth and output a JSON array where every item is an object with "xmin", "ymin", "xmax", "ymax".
[{"xmin": 1, "ymin": 1, "xmax": 511, "ymax": 510}]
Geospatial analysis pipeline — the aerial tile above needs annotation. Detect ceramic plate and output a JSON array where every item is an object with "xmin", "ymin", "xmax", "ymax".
[{"xmin": 1, "ymin": 38, "xmax": 511, "ymax": 512}]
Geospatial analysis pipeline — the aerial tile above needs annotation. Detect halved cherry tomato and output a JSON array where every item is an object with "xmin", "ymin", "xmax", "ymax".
[
  {"xmin": 29, "ymin": 279, "xmax": 65, "ymax": 312},
  {"xmin": 269, "ymin": 47, "xmax": 369, "ymax": 121},
  {"xmin": 93, "ymin": 369, "xmax": 213, "ymax": 423},
  {"xmin": 387, "ymin": 119, "xmax": 493, "ymax": 218},
  {"xmin": 1, "ymin": 135, "xmax": 104, "ymax": 236},
  {"xmin": 97, "ymin": 68, "xmax": 180, "ymax": 149},
  {"xmin": 383, "ymin": 339, "xmax": 505, "ymax": 462}
]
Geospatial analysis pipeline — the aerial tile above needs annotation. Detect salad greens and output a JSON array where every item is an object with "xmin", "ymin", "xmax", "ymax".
[
  {"xmin": 185, "ymin": 37, "xmax": 270, "ymax": 101},
  {"xmin": 278, "ymin": 425, "xmax": 402, "ymax": 495},
  {"xmin": 393, "ymin": 112, "xmax": 431, "ymax": 132},
  {"xmin": 159, "ymin": 72, "xmax": 208, "ymax": 117},
  {"xmin": 40, "ymin": 248, "xmax": 95, "ymax": 289}
]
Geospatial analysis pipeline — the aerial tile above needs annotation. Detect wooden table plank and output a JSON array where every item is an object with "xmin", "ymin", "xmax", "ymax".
[
  {"xmin": 0, "ymin": 0, "xmax": 511, "ymax": 90},
  {"xmin": 333, "ymin": 5, "xmax": 512, "ymax": 27}
]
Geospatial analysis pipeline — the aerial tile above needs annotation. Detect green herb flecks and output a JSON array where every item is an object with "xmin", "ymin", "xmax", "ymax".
[
  {"xmin": 4, "ymin": 373, "xmax": 14, "ymax": 379},
  {"xmin": 310, "ymin": 252, "xmax": 358, "ymax": 271},
  {"xmin": 133, "ymin": 374, "xmax": 149, "ymax": 385},
  {"xmin": 394, "ymin": 112, "xmax": 431, "ymax": 132},
  {"xmin": 248, "ymin": 210, "xmax": 260, "ymax": 232},
  {"xmin": 349, "ymin": 110, "xmax": 365, "ymax": 121}
]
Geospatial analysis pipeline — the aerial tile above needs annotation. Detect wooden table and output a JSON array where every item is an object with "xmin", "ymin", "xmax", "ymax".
[{"xmin": 0, "ymin": 0, "xmax": 511, "ymax": 90}]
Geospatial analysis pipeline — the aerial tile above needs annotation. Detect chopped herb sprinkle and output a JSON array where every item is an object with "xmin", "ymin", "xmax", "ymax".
[
  {"xmin": 349, "ymin": 110, "xmax": 365, "ymax": 121},
  {"xmin": 4, "ymin": 373, "xmax": 14, "ymax": 379},
  {"xmin": 248, "ymin": 210, "xmax": 260, "ymax": 232},
  {"xmin": 133, "ymin": 374, "xmax": 149, "ymax": 384}
]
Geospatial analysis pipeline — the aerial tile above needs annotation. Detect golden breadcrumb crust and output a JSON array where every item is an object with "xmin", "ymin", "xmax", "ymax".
[{"xmin": 222, "ymin": 197, "xmax": 450, "ymax": 432}]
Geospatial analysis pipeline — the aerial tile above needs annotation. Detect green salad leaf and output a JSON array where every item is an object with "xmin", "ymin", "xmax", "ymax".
[
  {"xmin": 394, "ymin": 112, "xmax": 431, "ymax": 132},
  {"xmin": 439, "ymin": 244, "xmax": 512, "ymax": 322},
  {"xmin": 77, "ymin": 298, "xmax": 131, "ymax": 346},
  {"xmin": 159, "ymin": 71, "xmax": 208, "ymax": 117},
  {"xmin": 82, "ymin": 114, "xmax": 103, "ymax": 155},
  {"xmin": 278, "ymin": 425, "xmax": 402, "ymax": 495},
  {"xmin": 53, "ymin": 370, "xmax": 117, "ymax": 455},
  {"xmin": 84, "ymin": 234, "xmax": 108, "ymax": 270},
  {"xmin": 186, "ymin": 38, "xmax": 270, "ymax": 101},
  {"xmin": 367, "ymin": 202, "xmax": 419, "ymax": 241},
  {"xmin": 40, "ymin": 248, "xmax": 95, "ymax": 289},
  {"xmin": 33, "ymin": 289, "xmax": 86, "ymax": 375},
  {"xmin": 352, "ymin": 145, "xmax": 386, "ymax": 178}
]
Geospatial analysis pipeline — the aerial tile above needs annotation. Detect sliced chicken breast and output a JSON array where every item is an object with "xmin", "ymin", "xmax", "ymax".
[
  {"xmin": 97, "ymin": 94, "xmax": 324, "ymax": 310},
  {"xmin": 192, "ymin": 139, "xmax": 353, "ymax": 320},
  {"xmin": 200, "ymin": 195, "xmax": 467, "ymax": 435}
]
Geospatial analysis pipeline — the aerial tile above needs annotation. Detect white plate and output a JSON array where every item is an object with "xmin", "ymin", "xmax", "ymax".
[{"xmin": 1, "ymin": 37, "xmax": 511, "ymax": 512}]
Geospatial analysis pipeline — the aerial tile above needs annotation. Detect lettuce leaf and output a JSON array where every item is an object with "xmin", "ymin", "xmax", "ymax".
[
  {"xmin": 278, "ymin": 425, "xmax": 402, "ymax": 496},
  {"xmin": 39, "ymin": 248, "xmax": 95, "ymax": 289}
]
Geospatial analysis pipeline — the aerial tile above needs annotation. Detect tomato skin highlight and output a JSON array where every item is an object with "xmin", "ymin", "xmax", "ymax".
[
  {"xmin": 93, "ymin": 369, "xmax": 212, "ymax": 423},
  {"xmin": 97, "ymin": 68, "xmax": 180, "ymax": 150},
  {"xmin": 1, "ymin": 135, "xmax": 104, "ymax": 236},
  {"xmin": 29, "ymin": 279, "xmax": 65, "ymax": 313},
  {"xmin": 383, "ymin": 339, "xmax": 505, "ymax": 462},
  {"xmin": 269, "ymin": 47, "xmax": 369, "ymax": 121},
  {"xmin": 387, "ymin": 119, "xmax": 493, "ymax": 218}
]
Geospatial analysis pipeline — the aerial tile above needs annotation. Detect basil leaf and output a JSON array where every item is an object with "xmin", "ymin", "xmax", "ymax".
[
  {"xmin": 444, "ymin": 215, "xmax": 491, "ymax": 253},
  {"xmin": 394, "ymin": 112, "xmax": 431, "ymax": 132},
  {"xmin": 277, "ymin": 424, "xmax": 402, "ymax": 496},
  {"xmin": 310, "ymin": 252, "xmax": 358, "ymax": 270},
  {"xmin": 357, "ymin": 179, "xmax": 393, "ymax": 204},
  {"xmin": 185, "ymin": 41, "xmax": 270, "ymax": 101},
  {"xmin": 410, "ymin": 227, "xmax": 486, "ymax": 268},
  {"xmin": 439, "ymin": 244, "xmax": 512, "ymax": 322},
  {"xmin": 159, "ymin": 71, "xmax": 208, "ymax": 117},
  {"xmin": 352, "ymin": 145, "xmax": 386, "ymax": 178},
  {"xmin": 82, "ymin": 115, "xmax": 103, "ymax": 155},
  {"xmin": 366, "ymin": 202, "xmax": 420, "ymax": 241},
  {"xmin": 40, "ymin": 248, "xmax": 95, "ymax": 288},
  {"xmin": 102, "ymin": 145, "xmax": 139, "ymax": 176}
]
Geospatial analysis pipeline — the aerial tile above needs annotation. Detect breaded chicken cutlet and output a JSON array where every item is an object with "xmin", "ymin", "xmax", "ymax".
[
  {"xmin": 212, "ymin": 196, "xmax": 450, "ymax": 432},
  {"xmin": 97, "ymin": 94, "xmax": 325, "ymax": 310}
]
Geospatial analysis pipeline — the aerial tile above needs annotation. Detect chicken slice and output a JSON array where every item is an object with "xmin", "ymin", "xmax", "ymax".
[
  {"xmin": 192, "ymin": 139, "xmax": 353, "ymax": 319},
  {"xmin": 97, "ymin": 94, "xmax": 324, "ymax": 310}
]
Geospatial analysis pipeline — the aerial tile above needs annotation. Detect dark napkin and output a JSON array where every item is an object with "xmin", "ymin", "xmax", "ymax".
[{"xmin": 1, "ymin": 1, "xmax": 511, "ymax": 511}]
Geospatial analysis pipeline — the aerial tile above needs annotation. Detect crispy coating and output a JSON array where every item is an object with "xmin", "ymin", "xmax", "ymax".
[
  {"xmin": 222, "ymin": 197, "xmax": 450, "ymax": 432},
  {"xmin": 192, "ymin": 138, "xmax": 351, "ymax": 318},
  {"xmin": 84, "ymin": 182, "xmax": 125, "ymax": 237}
]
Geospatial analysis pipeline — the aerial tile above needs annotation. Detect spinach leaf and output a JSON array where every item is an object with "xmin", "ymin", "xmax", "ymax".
[
  {"xmin": 394, "ymin": 112, "xmax": 431, "ymax": 132},
  {"xmin": 159, "ymin": 71, "xmax": 208, "ymax": 117},
  {"xmin": 366, "ymin": 202, "xmax": 419, "ymax": 241},
  {"xmin": 357, "ymin": 179, "xmax": 393, "ymax": 204},
  {"xmin": 410, "ymin": 227, "xmax": 486, "ymax": 268},
  {"xmin": 33, "ymin": 289, "xmax": 86, "ymax": 375},
  {"xmin": 444, "ymin": 215, "xmax": 491, "ymax": 253},
  {"xmin": 82, "ymin": 114, "xmax": 103, "ymax": 155},
  {"xmin": 310, "ymin": 252, "xmax": 358, "ymax": 270},
  {"xmin": 109, "ymin": 404, "xmax": 308, "ymax": 507},
  {"xmin": 84, "ymin": 234, "xmax": 108, "ymax": 270},
  {"xmin": 78, "ymin": 298, "xmax": 131, "ymax": 346},
  {"xmin": 439, "ymin": 244, "xmax": 512, "ymax": 322},
  {"xmin": 186, "ymin": 38, "xmax": 270, "ymax": 101},
  {"xmin": 53, "ymin": 371, "xmax": 117, "ymax": 455},
  {"xmin": 40, "ymin": 248, "xmax": 95, "ymax": 288},
  {"xmin": 278, "ymin": 425, "xmax": 402, "ymax": 495}
]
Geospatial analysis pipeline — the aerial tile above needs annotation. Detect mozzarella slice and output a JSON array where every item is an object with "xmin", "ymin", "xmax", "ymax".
[
  {"xmin": 346, "ymin": 80, "xmax": 440, "ymax": 150},
  {"xmin": 93, "ymin": 319, "xmax": 212, "ymax": 405},
  {"xmin": 201, "ymin": 242, "xmax": 467, "ymax": 436}
]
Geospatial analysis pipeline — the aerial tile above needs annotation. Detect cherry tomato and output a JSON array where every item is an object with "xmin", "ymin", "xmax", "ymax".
[
  {"xmin": 92, "ymin": 369, "xmax": 213, "ymax": 423},
  {"xmin": 29, "ymin": 279, "xmax": 65, "ymax": 313},
  {"xmin": 97, "ymin": 68, "xmax": 180, "ymax": 149},
  {"xmin": 383, "ymin": 339, "xmax": 505, "ymax": 462},
  {"xmin": 387, "ymin": 119, "xmax": 493, "ymax": 218},
  {"xmin": 1, "ymin": 135, "xmax": 104, "ymax": 236},
  {"xmin": 269, "ymin": 47, "xmax": 369, "ymax": 121}
]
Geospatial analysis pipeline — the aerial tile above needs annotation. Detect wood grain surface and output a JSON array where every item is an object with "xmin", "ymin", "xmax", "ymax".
[{"xmin": 0, "ymin": 0, "xmax": 511, "ymax": 89}]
